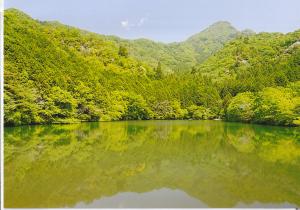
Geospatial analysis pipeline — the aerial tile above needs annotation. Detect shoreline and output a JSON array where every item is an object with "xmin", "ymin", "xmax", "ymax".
[{"xmin": 4, "ymin": 118, "xmax": 299, "ymax": 128}]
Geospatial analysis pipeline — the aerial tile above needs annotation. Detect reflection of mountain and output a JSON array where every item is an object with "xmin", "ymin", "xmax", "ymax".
[
  {"xmin": 75, "ymin": 188, "xmax": 208, "ymax": 208},
  {"xmin": 4, "ymin": 121, "xmax": 300, "ymax": 208}
]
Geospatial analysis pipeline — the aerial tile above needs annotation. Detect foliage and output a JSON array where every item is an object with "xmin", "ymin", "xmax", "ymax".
[
  {"xmin": 102, "ymin": 91, "xmax": 153, "ymax": 121},
  {"xmin": 226, "ymin": 92, "xmax": 255, "ymax": 122},
  {"xmin": 227, "ymin": 85, "xmax": 300, "ymax": 126},
  {"xmin": 254, "ymin": 87, "xmax": 300, "ymax": 126},
  {"xmin": 4, "ymin": 9, "xmax": 300, "ymax": 127},
  {"xmin": 118, "ymin": 45, "xmax": 129, "ymax": 57},
  {"xmin": 187, "ymin": 105, "xmax": 215, "ymax": 119}
]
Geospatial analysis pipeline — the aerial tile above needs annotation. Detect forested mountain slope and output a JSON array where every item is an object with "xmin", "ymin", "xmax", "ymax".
[
  {"xmin": 197, "ymin": 31, "xmax": 300, "ymax": 90},
  {"xmin": 4, "ymin": 9, "xmax": 300, "ymax": 126},
  {"xmin": 194, "ymin": 30, "xmax": 300, "ymax": 125},
  {"xmin": 4, "ymin": 9, "xmax": 222, "ymax": 125},
  {"xmin": 109, "ymin": 21, "xmax": 241, "ymax": 72}
]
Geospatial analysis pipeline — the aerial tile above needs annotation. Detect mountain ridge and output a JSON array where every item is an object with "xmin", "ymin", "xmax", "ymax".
[{"xmin": 4, "ymin": 8, "xmax": 246, "ymax": 72}]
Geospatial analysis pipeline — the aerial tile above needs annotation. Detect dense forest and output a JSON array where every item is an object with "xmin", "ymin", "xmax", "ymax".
[{"xmin": 4, "ymin": 9, "xmax": 300, "ymax": 126}]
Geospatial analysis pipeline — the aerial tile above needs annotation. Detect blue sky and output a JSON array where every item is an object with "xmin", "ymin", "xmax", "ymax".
[{"xmin": 5, "ymin": 0, "xmax": 300, "ymax": 43}]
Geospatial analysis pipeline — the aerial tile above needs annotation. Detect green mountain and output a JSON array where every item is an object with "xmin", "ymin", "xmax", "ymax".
[
  {"xmin": 184, "ymin": 21, "xmax": 239, "ymax": 62},
  {"xmin": 197, "ymin": 30, "xmax": 300, "ymax": 92},
  {"xmin": 108, "ymin": 21, "xmax": 241, "ymax": 72},
  {"xmin": 4, "ymin": 8, "xmax": 300, "ymax": 126}
]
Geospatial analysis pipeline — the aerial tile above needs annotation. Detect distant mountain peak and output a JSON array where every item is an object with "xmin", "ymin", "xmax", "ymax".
[
  {"xmin": 204, "ymin": 21, "xmax": 237, "ymax": 33},
  {"xmin": 186, "ymin": 21, "xmax": 238, "ymax": 44},
  {"xmin": 5, "ymin": 8, "xmax": 32, "ymax": 18},
  {"xmin": 209, "ymin": 21, "xmax": 233, "ymax": 27}
]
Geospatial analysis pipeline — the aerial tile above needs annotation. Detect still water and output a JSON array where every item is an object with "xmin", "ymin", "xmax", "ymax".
[{"xmin": 4, "ymin": 120, "xmax": 300, "ymax": 208}]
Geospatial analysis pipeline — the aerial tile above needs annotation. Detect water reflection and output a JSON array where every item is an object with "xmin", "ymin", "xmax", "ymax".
[
  {"xmin": 4, "ymin": 120, "xmax": 300, "ymax": 208},
  {"xmin": 75, "ymin": 188, "xmax": 208, "ymax": 208}
]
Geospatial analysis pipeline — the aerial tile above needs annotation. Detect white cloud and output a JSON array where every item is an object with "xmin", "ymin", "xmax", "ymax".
[
  {"xmin": 120, "ymin": 17, "xmax": 148, "ymax": 30},
  {"xmin": 137, "ymin": 17, "xmax": 147, "ymax": 27},
  {"xmin": 121, "ymin": 20, "xmax": 129, "ymax": 29}
]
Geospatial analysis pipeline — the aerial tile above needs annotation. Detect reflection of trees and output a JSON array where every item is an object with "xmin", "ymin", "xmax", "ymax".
[{"xmin": 4, "ymin": 121, "xmax": 300, "ymax": 208}]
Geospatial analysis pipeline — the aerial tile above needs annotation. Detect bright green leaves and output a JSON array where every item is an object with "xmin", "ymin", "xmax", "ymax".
[
  {"xmin": 227, "ymin": 85, "xmax": 300, "ymax": 126},
  {"xmin": 4, "ymin": 82, "xmax": 42, "ymax": 126},
  {"xmin": 187, "ymin": 105, "xmax": 215, "ymax": 120},
  {"xmin": 101, "ymin": 91, "xmax": 153, "ymax": 121},
  {"xmin": 118, "ymin": 45, "xmax": 129, "ymax": 58},
  {"xmin": 48, "ymin": 87, "xmax": 78, "ymax": 119},
  {"xmin": 227, "ymin": 92, "xmax": 255, "ymax": 122}
]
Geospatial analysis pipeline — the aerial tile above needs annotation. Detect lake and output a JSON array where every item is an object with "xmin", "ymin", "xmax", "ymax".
[{"xmin": 4, "ymin": 120, "xmax": 300, "ymax": 208}]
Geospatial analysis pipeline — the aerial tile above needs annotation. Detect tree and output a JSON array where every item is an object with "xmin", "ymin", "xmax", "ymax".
[
  {"xmin": 191, "ymin": 66, "xmax": 197, "ymax": 74},
  {"xmin": 124, "ymin": 94, "xmax": 153, "ymax": 120},
  {"xmin": 118, "ymin": 45, "xmax": 129, "ymax": 57},
  {"xmin": 155, "ymin": 61, "xmax": 163, "ymax": 79},
  {"xmin": 226, "ymin": 92, "xmax": 255, "ymax": 122},
  {"xmin": 187, "ymin": 105, "xmax": 214, "ymax": 120},
  {"xmin": 254, "ymin": 87, "xmax": 298, "ymax": 126}
]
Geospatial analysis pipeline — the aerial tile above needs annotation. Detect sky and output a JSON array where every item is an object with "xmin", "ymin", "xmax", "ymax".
[{"xmin": 5, "ymin": 0, "xmax": 300, "ymax": 43}]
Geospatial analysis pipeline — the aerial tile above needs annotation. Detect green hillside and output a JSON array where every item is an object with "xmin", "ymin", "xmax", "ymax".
[
  {"xmin": 197, "ymin": 31, "xmax": 300, "ymax": 87},
  {"xmin": 4, "ymin": 9, "xmax": 300, "ymax": 126},
  {"xmin": 184, "ymin": 21, "xmax": 240, "ymax": 62},
  {"xmin": 108, "ymin": 21, "xmax": 241, "ymax": 73},
  {"xmin": 195, "ymin": 30, "xmax": 300, "ymax": 125}
]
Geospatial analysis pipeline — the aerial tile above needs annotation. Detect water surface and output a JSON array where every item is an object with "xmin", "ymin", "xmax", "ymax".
[{"xmin": 4, "ymin": 120, "xmax": 300, "ymax": 208}]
